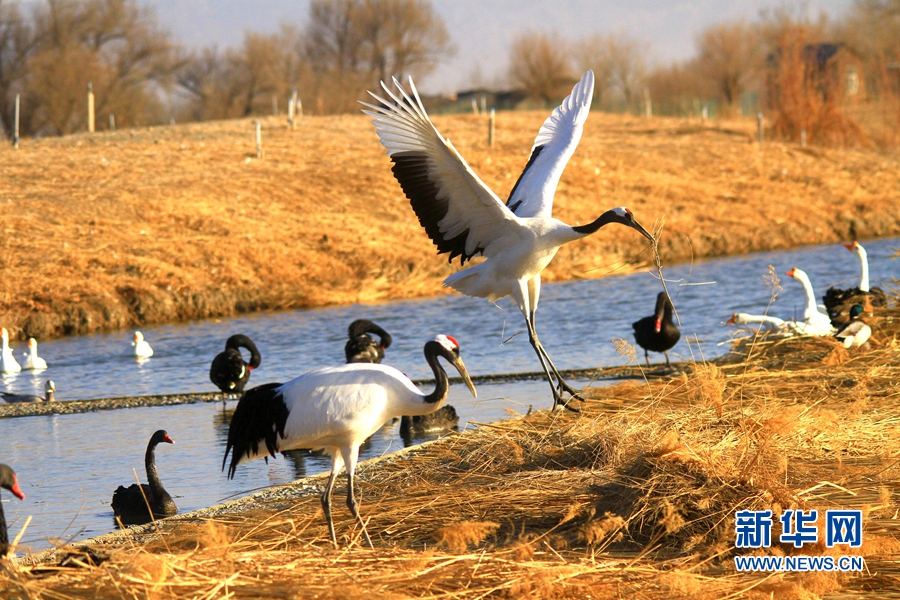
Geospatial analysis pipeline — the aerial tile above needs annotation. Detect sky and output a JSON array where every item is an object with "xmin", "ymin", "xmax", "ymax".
[{"xmin": 138, "ymin": 0, "xmax": 854, "ymax": 94}]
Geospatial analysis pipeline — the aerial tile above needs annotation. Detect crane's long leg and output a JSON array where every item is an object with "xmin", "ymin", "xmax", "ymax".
[
  {"xmin": 515, "ymin": 279, "xmax": 581, "ymax": 412},
  {"xmin": 343, "ymin": 445, "xmax": 374, "ymax": 548},
  {"xmin": 526, "ymin": 276, "xmax": 584, "ymax": 408},
  {"xmin": 530, "ymin": 309, "xmax": 585, "ymax": 401},
  {"xmin": 321, "ymin": 453, "xmax": 344, "ymax": 548},
  {"xmin": 514, "ymin": 280, "xmax": 562, "ymax": 405}
]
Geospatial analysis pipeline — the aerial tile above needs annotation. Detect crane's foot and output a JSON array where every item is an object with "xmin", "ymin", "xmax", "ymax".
[
  {"xmin": 553, "ymin": 396, "xmax": 581, "ymax": 413},
  {"xmin": 556, "ymin": 379, "xmax": 585, "ymax": 402}
]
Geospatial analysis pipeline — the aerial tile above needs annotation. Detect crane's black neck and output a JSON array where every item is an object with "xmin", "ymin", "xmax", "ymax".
[
  {"xmin": 571, "ymin": 210, "xmax": 622, "ymax": 236},
  {"xmin": 422, "ymin": 341, "xmax": 450, "ymax": 405},
  {"xmin": 0, "ymin": 492, "xmax": 8, "ymax": 556}
]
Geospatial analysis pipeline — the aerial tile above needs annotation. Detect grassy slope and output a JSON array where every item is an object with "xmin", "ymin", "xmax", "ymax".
[{"xmin": 1, "ymin": 112, "xmax": 899, "ymax": 339}]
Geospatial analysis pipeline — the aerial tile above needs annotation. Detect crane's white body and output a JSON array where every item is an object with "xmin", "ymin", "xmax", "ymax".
[
  {"xmin": 132, "ymin": 331, "xmax": 154, "ymax": 358},
  {"xmin": 363, "ymin": 71, "xmax": 594, "ymax": 304},
  {"xmin": 0, "ymin": 328, "xmax": 21, "ymax": 374},
  {"xmin": 236, "ymin": 363, "xmax": 439, "ymax": 466},
  {"xmin": 847, "ymin": 242, "xmax": 870, "ymax": 292},
  {"xmin": 786, "ymin": 268, "xmax": 834, "ymax": 332},
  {"xmin": 22, "ymin": 338, "xmax": 48, "ymax": 370},
  {"xmin": 225, "ymin": 334, "xmax": 475, "ymax": 547},
  {"xmin": 364, "ymin": 71, "xmax": 653, "ymax": 409}
]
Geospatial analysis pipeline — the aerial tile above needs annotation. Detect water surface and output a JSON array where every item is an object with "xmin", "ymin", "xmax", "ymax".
[{"xmin": 1, "ymin": 237, "xmax": 896, "ymax": 552}]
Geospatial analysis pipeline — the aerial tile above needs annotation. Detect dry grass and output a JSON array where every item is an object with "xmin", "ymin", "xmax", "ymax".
[
  {"xmin": 1, "ymin": 112, "xmax": 899, "ymax": 339},
  {"xmin": 2, "ymin": 298, "xmax": 898, "ymax": 598}
]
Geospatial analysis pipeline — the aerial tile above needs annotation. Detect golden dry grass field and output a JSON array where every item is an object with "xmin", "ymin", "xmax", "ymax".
[{"xmin": 1, "ymin": 112, "xmax": 899, "ymax": 339}]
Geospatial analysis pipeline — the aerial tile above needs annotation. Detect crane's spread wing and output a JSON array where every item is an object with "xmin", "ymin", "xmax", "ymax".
[
  {"xmin": 362, "ymin": 78, "xmax": 523, "ymax": 265},
  {"xmin": 506, "ymin": 70, "xmax": 595, "ymax": 219}
]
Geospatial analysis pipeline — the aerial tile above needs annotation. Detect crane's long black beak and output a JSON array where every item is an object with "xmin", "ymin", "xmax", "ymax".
[
  {"xmin": 630, "ymin": 218, "xmax": 655, "ymax": 243},
  {"xmin": 452, "ymin": 356, "xmax": 477, "ymax": 398}
]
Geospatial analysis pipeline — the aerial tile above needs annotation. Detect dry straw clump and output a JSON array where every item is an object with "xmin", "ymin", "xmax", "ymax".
[{"xmin": 3, "ymin": 297, "xmax": 899, "ymax": 598}]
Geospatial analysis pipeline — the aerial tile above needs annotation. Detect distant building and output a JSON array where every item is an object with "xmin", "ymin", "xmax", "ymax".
[
  {"xmin": 421, "ymin": 89, "xmax": 530, "ymax": 114},
  {"xmin": 766, "ymin": 42, "xmax": 866, "ymax": 106}
]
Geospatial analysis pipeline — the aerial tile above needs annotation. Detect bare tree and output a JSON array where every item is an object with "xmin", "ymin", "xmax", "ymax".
[
  {"xmin": 0, "ymin": 0, "xmax": 37, "ymax": 138},
  {"xmin": 13, "ymin": 0, "xmax": 177, "ymax": 135},
  {"xmin": 301, "ymin": 0, "xmax": 451, "ymax": 113},
  {"xmin": 694, "ymin": 20, "xmax": 762, "ymax": 113},
  {"xmin": 573, "ymin": 33, "xmax": 618, "ymax": 107},
  {"xmin": 508, "ymin": 30, "xmax": 573, "ymax": 105},
  {"xmin": 356, "ymin": 0, "xmax": 451, "ymax": 81},
  {"xmin": 645, "ymin": 61, "xmax": 710, "ymax": 116},
  {"xmin": 573, "ymin": 32, "xmax": 647, "ymax": 112}
]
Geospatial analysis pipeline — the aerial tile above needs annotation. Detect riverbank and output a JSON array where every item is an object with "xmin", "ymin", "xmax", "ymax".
[
  {"xmin": 2, "ymin": 112, "xmax": 899, "ymax": 340},
  {"xmin": 5, "ymin": 299, "xmax": 899, "ymax": 598}
]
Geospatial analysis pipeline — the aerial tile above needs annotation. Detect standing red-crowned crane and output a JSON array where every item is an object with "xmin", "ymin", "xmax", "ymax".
[
  {"xmin": 223, "ymin": 334, "xmax": 476, "ymax": 548},
  {"xmin": 362, "ymin": 70, "xmax": 654, "ymax": 411}
]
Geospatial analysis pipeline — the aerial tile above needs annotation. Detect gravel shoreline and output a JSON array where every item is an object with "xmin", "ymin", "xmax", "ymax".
[{"xmin": 0, "ymin": 365, "xmax": 664, "ymax": 419}]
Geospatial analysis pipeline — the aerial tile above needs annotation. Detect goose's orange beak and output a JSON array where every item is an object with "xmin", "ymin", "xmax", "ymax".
[
  {"xmin": 786, "ymin": 268, "xmax": 797, "ymax": 278},
  {"xmin": 727, "ymin": 314, "xmax": 737, "ymax": 324},
  {"xmin": 844, "ymin": 242, "xmax": 858, "ymax": 251}
]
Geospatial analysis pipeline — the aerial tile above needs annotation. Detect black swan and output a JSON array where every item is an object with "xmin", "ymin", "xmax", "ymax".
[
  {"xmin": 224, "ymin": 335, "xmax": 476, "ymax": 547},
  {"xmin": 400, "ymin": 405, "xmax": 459, "ymax": 441},
  {"xmin": 632, "ymin": 292, "xmax": 680, "ymax": 367},
  {"xmin": 210, "ymin": 334, "xmax": 262, "ymax": 394},
  {"xmin": 1, "ymin": 380, "xmax": 55, "ymax": 403},
  {"xmin": 345, "ymin": 320, "xmax": 393, "ymax": 364},
  {"xmin": 0, "ymin": 464, "xmax": 25, "ymax": 557},
  {"xmin": 111, "ymin": 430, "xmax": 177, "ymax": 525}
]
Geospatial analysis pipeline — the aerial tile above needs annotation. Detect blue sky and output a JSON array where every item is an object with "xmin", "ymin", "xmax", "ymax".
[{"xmin": 117, "ymin": 1, "xmax": 856, "ymax": 93}]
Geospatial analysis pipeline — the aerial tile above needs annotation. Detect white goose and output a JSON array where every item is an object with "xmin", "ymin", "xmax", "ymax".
[
  {"xmin": 132, "ymin": 331, "xmax": 154, "ymax": 358},
  {"xmin": 726, "ymin": 313, "xmax": 787, "ymax": 332},
  {"xmin": 823, "ymin": 242, "xmax": 888, "ymax": 321},
  {"xmin": 363, "ymin": 71, "xmax": 654, "ymax": 411},
  {"xmin": 22, "ymin": 338, "xmax": 48, "ymax": 370},
  {"xmin": 1, "ymin": 328, "xmax": 21, "ymax": 374},
  {"xmin": 785, "ymin": 268, "xmax": 834, "ymax": 335}
]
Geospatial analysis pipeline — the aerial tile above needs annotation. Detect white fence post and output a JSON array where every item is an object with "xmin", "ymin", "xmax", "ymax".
[{"xmin": 87, "ymin": 82, "xmax": 95, "ymax": 133}]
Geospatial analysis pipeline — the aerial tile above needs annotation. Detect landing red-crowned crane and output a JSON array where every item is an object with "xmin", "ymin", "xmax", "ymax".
[
  {"xmin": 363, "ymin": 70, "xmax": 655, "ymax": 411},
  {"xmin": 223, "ymin": 334, "xmax": 476, "ymax": 548}
]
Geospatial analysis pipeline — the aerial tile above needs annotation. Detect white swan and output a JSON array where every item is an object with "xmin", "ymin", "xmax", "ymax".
[
  {"xmin": 22, "ymin": 338, "xmax": 48, "ymax": 370},
  {"xmin": 132, "ymin": 331, "xmax": 154, "ymax": 358},
  {"xmin": 0, "ymin": 328, "xmax": 21, "ymax": 374},
  {"xmin": 848, "ymin": 242, "xmax": 872, "ymax": 293},
  {"xmin": 785, "ymin": 268, "xmax": 834, "ymax": 334}
]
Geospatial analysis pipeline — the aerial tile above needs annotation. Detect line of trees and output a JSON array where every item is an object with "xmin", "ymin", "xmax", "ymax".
[
  {"xmin": 0, "ymin": 0, "xmax": 453, "ymax": 137},
  {"xmin": 506, "ymin": 2, "xmax": 899, "ymax": 145},
  {"xmin": 2, "ymin": 0, "xmax": 897, "ymax": 146}
]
